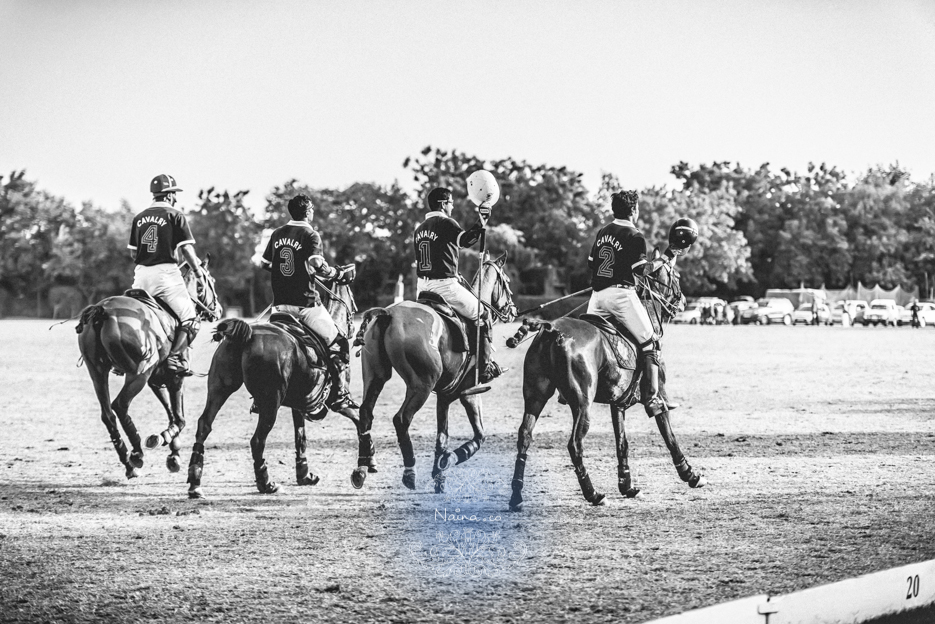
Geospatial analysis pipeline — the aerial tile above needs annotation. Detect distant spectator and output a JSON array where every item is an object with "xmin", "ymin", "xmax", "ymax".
[{"xmin": 910, "ymin": 299, "xmax": 921, "ymax": 328}]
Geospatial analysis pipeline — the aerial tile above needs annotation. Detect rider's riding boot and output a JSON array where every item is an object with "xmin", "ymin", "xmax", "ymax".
[
  {"xmin": 477, "ymin": 322, "xmax": 506, "ymax": 383},
  {"xmin": 642, "ymin": 352, "xmax": 667, "ymax": 418},
  {"xmin": 326, "ymin": 337, "xmax": 359, "ymax": 412},
  {"xmin": 167, "ymin": 319, "xmax": 200, "ymax": 377}
]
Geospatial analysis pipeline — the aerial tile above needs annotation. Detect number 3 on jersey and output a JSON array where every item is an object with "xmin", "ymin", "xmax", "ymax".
[
  {"xmin": 597, "ymin": 246, "xmax": 615, "ymax": 277},
  {"xmin": 279, "ymin": 247, "xmax": 295, "ymax": 276},
  {"xmin": 418, "ymin": 240, "xmax": 432, "ymax": 272}
]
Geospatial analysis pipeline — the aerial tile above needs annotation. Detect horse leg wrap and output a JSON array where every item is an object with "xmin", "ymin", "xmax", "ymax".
[
  {"xmin": 454, "ymin": 439, "xmax": 480, "ymax": 465},
  {"xmin": 574, "ymin": 463, "xmax": 598, "ymax": 502},
  {"xmin": 295, "ymin": 457, "xmax": 320, "ymax": 486},
  {"xmin": 255, "ymin": 460, "xmax": 271, "ymax": 491},
  {"xmin": 188, "ymin": 450, "xmax": 204, "ymax": 486},
  {"xmin": 675, "ymin": 457, "xmax": 694, "ymax": 482},
  {"xmin": 509, "ymin": 454, "xmax": 527, "ymax": 509},
  {"xmin": 357, "ymin": 432, "xmax": 375, "ymax": 468}
]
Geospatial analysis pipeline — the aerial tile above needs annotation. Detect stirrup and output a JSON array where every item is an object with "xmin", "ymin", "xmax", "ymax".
[
  {"xmin": 479, "ymin": 362, "xmax": 507, "ymax": 383},
  {"xmin": 645, "ymin": 396, "xmax": 667, "ymax": 417},
  {"xmin": 328, "ymin": 391, "xmax": 359, "ymax": 411},
  {"xmin": 165, "ymin": 355, "xmax": 194, "ymax": 378}
]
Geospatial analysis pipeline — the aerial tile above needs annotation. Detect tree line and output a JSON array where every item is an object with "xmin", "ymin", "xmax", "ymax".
[{"xmin": 2, "ymin": 148, "xmax": 934, "ymax": 317}]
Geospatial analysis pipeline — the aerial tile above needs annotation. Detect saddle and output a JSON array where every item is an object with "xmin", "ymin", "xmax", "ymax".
[
  {"xmin": 416, "ymin": 291, "xmax": 470, "ymax": 352},
  {"xmin": 579, "ymin": 313, "xmax": 639, "ymax": 371},
  {"xmin": 268, "ymin": 312, "xmax": 334, "ymax": 413},
  {"xmin": 124, "ymin": 289, "xmax": 179, "ymax": 335}
]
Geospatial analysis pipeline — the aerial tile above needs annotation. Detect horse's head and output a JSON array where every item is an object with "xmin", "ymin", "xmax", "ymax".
[
  {"xmin": 473, "ymin": 251, "xmax": 517, "ymax": 323},
  {"xmin": 636, "ymin": 248, "xmax": 683, "ymax": 336},
  {"xmin": 183, "ymin": 253, "xmax": 222, "ymax": 322}
]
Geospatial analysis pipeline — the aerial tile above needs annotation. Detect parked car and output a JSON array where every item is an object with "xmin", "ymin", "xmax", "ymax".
[
  {"xmin": 729, "ymin": 296, "xmax": 756, "ymax": 325},
  {"xmin": 837, "ymin": 300, "xmax": 869, "ymax": 325},
  {"xmin": 739, "ymin": 297, "xmax": 795, "ymax": 325},
  {"xmin": 674, "ymin": 297, "xmax": 728, "ymax": 324},
  {"xmin": 792, "ymin": 302, "xmax": 831, "ymax": 325},
  {"xmin": 898, "ymin": 301, "xmax": 935, "ymax": 327},
  {"xmin": 862, "ymin": 299, "xmax": 899, "ymax": 326},
  {"xmin": 673, "ymin": 301, "xmax": 703, "ymax": 324}
]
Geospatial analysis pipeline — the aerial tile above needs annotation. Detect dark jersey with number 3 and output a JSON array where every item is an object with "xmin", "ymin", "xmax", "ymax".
[
  {"xmin": 262, "ymin": 221, "xmax": 323, "ymax": 307},
  {"xmin": 588, "ymin": 220, "xmax": 648, "ymax": 291},
  {"xmin": 413, "ymin": 211, "xmax": 484, "ymax": 280},
  {"xmin": 127, "ymin": 201, "xmax": 195, "ymax": 266}
]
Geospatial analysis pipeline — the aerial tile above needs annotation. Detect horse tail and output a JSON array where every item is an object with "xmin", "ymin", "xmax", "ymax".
[
  {"xmin": 75, "ymin": 304, "xmax": 107, "ymax": 335},
  {"xmin": 353, "ymin": 307, "xmax": 390, "ymax": 348},
  {"xmin": 507, "ymin": 318, "xmax": 564, "ymax": 349},
  {"xmin": 213, "ymin": 318, "xmax": 253, "ymax": 345}
]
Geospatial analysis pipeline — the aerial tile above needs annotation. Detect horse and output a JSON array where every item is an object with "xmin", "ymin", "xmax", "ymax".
[
  {"xmin": 352, "ymin": 253, "xmax": 517, "ymax": 492},
  {"xmin": 186, "ymin": 275, "xmax": 372, "ymax": 498},
  {"xmin": 75, "ymin": 259, "xmax": 221, "ymax": 479},
  {"xmin": 507, "ymin": 249, "xmax": 706, "ymax": 510}
]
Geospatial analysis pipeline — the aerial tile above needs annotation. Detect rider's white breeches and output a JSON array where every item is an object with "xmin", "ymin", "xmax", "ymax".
[
  {"xmin": 417, "ymin": 277, "xmax": 481, "ymax": 320},
  {"xmin": 273, "ymin": 304, "xmax": 339, "ymax": 344},
  {"xmin": 587, "ymin": 286, "xmax": 657, "ymax": 347},
  {"xmin": 132, "ymin": 264, "xmax": 196, "ymax": 321}
]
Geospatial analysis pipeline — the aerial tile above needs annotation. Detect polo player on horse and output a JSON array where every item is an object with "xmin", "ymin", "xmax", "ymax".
[
  {"xmin": 260, "ymin": 194, "xmax": 357, "ymax": 412},
  {"xmin": 127, "ymin": 174, "xmax": 207, "ymax": 377},
  {"xmin": 413, "ymin": 187, "xmax": 505, "ymax": 389},
  {"xmin": 586, "ymin": 190, "xmax": 696, "ymax": 416}
]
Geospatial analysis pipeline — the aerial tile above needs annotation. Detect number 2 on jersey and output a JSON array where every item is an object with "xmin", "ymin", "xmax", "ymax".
[
  {"xmin": 597, "ymin": 246, "xmax": 615, "ymax": 277},
  {"xmin": 141, "ymin": 225, "xmax": 159, "ymax": 253},
  {"xmin": 418, "ymin": 240, "xmax": 432, "ymax": 272}
]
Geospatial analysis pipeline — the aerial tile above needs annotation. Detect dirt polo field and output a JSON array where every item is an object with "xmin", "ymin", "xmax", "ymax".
[{"xmin": 1, "ymin": 318, "xmax": 934, "ymax": 623}]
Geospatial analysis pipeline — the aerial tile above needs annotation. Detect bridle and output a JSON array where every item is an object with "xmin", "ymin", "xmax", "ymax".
[
  {"xmin": 635, "ymin": 257, "xmax": 682, "ymax": 336},
  {"xmin": 472, "ymin": 259, "xmax": 517, "ymax": 324},
  {"xmin": 184, "ymin": 266, "xmax": 221, "ymax": 322}
]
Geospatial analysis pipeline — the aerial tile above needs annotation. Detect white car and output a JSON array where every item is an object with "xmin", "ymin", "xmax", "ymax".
[
  {"xmin": 792, "ymin": 302, "xmax": 831, "ymax": 325},
  {"xmin": 673, "ymin": 301, "xmax": 703, "ymax": 324},
  {"xmin": 898, "ymin": 302, "xmax": 935, "ymax": 327},
  {"xmin": 862, "ymin": 299, "xmax": 899, "ymax": 326}
]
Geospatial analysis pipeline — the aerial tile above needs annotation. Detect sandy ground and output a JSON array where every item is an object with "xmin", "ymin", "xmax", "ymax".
[{"xmin": 1, "ymin": 318, "xmax": 934, "ymax": 623}]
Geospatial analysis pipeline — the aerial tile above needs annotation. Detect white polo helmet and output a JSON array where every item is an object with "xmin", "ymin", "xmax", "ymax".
[{"xmin": 467, "ymin": 170, "xmax": 500, "ymax": 207}]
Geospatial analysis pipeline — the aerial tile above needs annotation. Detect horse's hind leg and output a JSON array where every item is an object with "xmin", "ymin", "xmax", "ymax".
[
  {"xmin": 251, "ymin": 397, "xmax": 282, "ymax": 494},
  {"xmin": 509, "ymin": 374, "xmax": 555, "ymax": 512},
  {"xmin": 87, "ymin": 363, "xmax": 137, "ymax": 479},
  {"xmin": 393, "ymin": 383, "xmax": 432, "ymax": 490},
  {"xmin": 111, "ymin": 372, "xmax": 150, "ymax": 472},
  {"xmin": 611, "ymin": 406, "xmax": 640, "ymax": 498},
  {"xmin": 291, "ymin": 409, "xmax": 320, "ymax": 487},
  {"xmin": 654, "ymin": 410, "xmax": 707, "ymax": 488},
  {"xmin": 146, "ymin": 377, "xmax": 185, "ymax": 473},
  {"xmin": 567, "ymin": 394, "xmax": 605, "ymax": 506},
  {"xmin": 187, "ymin": 357, "xmax": 243, "ymax": 499},
  {"xmin": 431, "ymin": 395, "xmax": 454, "ymax": 494},
  {"xmin": 437, "ymin": 393, "xmax": 486, "ymax": 474}
]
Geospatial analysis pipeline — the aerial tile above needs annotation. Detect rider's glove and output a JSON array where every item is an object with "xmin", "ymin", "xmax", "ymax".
[{"xmin": 317, "ymin": 264, "xmax": 337, "ymax": 280}]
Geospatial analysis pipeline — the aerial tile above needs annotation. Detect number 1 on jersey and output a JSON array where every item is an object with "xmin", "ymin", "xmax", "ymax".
[{"xmin": 418, "ymin": 240, "xmax": 432, "ymax": 272}]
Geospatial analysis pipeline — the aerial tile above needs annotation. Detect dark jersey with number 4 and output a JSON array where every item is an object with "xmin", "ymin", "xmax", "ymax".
[
  {"xmin": 588, "ymin": 220, "xmax": 648, "ymax": 291},
  {"xmin": 262, "ymin": 221, "xmax": 323, "ymax": 307},
  {"xmin": 127, "ymin": 201, "xmax": 195, "ymax": 266},
  {"xmin": 413, "ymin": 212, "xmax": 483, "ymax": 280}
]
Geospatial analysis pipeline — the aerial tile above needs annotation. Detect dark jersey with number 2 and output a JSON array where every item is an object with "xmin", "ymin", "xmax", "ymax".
[
  {"xmin": 588, "ymin": 219, "xmax": 648, "ymax": 291},
  {"xmin": 127, "ymin": 201, "xmax": 195, "ymax": 266},
  {"xmin": 413, "ymin": 211, "xmax": 484, "ymax": 280},
  {"xmin": 262, "ymin": 221, "xmax": 323, "ymax": 307}
]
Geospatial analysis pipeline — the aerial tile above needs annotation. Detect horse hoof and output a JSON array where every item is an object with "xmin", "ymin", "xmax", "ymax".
[
  {"xmin": 126, "ymin": 466, "xmax": 140, "ymax": 480},
  {"xmin": 297, "ymin": 473, "xmax": 320, "ymax": 486},
  {"xmin": 350, "ymin": 468, "xmax": 367, "ymax": 489},
  {"xmin": 435, "ymin": 452, "xmax": 454, "ymax": 472},
  {"xmin": 257, "ymin": 481, "xmax": 280, "ymax": 494},
  {"xmin": 166, "ymin": 455, "xmax": 181, "ymax": 473},
  {"xmin": 188, "ymin": 487, "xmax": 204, "ymax": 500},
  {"xmin": 590, "ymin": 493, "xmax": 606, "ymax": 506},
  {"xmin": 402, "ymin": 472, "xmax": 416, "ymax": 491},
  {"xmin": 508, "ymin": 502, "xmax": 524, "ymax": 512},
  {"xmin": 689, "ymin": 474, "xmax": 707, "ymax": 488},
  {"xmin": 145, "ymin": 435, "xmax": 160, "ymax": 449},
  {"xmin": 624, "ymin": 487, "xmax": 642, "ymax": 499},
  {"xmin": 434, "ymin": 478, "xmax": 446, "ymax": 494},
  {"xmin": 129, "ymin": 452, "xmax": 144, "ymax": 469},
  {"xmin": 367, "ymin": 466, "xmax": 378, "ymax": 474}
]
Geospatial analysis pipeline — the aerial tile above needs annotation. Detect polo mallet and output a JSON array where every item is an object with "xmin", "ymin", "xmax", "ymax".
[{"xmin": 462, "ymin": 170, "xmax": 501, "ymax": 397}]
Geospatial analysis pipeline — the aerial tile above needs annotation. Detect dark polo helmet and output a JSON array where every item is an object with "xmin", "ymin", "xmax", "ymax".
[
  {"xmin": 151, "ymin": 174, "xmax": 183, "ymax": 194},
  {"xmin": 669, "ymin": 218, "xmax": 699, "ymax": 250}
]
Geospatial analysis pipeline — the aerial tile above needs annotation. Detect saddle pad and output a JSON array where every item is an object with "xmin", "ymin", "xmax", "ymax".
[
  {"xmin": 123, "ymin": 289, "xmax": 177, "ymax": 334},
  {"xmin": 579, "ymin": 313, "xmax": 638, "ymax": 371},
  {"xmin": 269, "ymin": 313, "xmax": 329, "ymax": 367},
  {"xmin": 414, "ymin": 294, "xmax": 468, "ymax": 352}
]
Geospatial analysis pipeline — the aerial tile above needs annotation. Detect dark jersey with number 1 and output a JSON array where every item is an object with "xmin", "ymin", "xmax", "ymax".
[
  {"xmin": 262, "ymin": 220, "xmax": 324, "ymax": 307},
  {"xmin": 413, "ymin": 211, "xmax": 484, "ymax": 280},
  {"xmin": 127, "ymin": 201, "xmax": 195, "ymax": 266},
  {"xmin": 588, "ymin": 219, "xmax": 648, "ymax": 291}
]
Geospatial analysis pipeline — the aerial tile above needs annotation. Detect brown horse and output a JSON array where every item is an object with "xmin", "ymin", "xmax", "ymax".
[
  {"xmin": 75, "ymin": 260, "xmax": 221, "ymax": 479},
  {"xmin": 352, "ymin": 254, "xmax": 517, "ymax": 492},
  {"xmin": 507, "ymin": 250, "xmax": 706, "ymax": 510},
  {"xmin": 186, "ymin": 278, "xmax": 373, "ymax": 498}
]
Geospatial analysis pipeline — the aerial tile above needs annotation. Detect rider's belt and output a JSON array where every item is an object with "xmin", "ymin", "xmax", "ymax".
[
  {"xmin": 420, "ymin": 276, "xmax": 458, "ymax": 283},
  {"xmin": 611, "ymin": 283, "xmax": 635, "ymax": 290}
]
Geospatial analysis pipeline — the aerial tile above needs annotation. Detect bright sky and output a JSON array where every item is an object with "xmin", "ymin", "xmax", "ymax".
[{"xmin": 2, "ymin": 0, "xmax": 934, "ymax": 213}]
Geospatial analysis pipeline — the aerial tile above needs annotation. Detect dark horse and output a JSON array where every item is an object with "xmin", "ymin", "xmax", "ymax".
[
  {"xmin": 352, "ymin": 254, "xmax": 517, "ymax": 492},
  {"xmin": 75, "ymin": 260, "xmax": 221, "ymax": 479},
  {"xmin": 508, "ymin": 250, "xmax": 706, "ymax": 510},
  {"xmin": 186, "ymin": 277, "xmax": 372, "ymax": 498}
]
